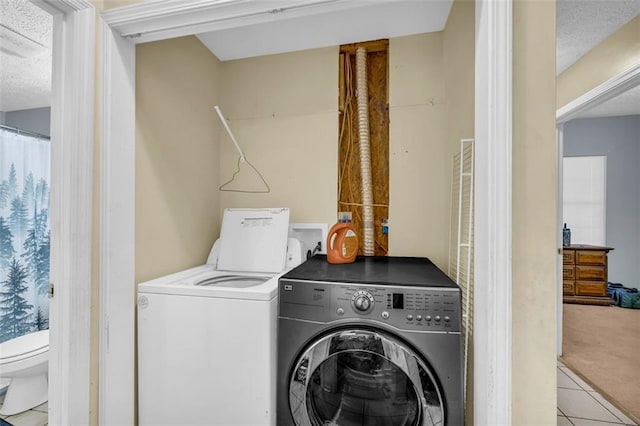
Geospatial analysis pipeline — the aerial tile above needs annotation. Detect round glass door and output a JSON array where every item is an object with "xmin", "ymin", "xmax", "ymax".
[{"xmin": 289, "ymin": 329, "xmax": 444, "ymax": 426}]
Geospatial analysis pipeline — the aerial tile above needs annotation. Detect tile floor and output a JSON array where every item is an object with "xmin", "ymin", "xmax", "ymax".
[
  {"xmin": 0, "ymin": 361, "xmax": 637, "ymax": 426},
  {"xmin": 0, "ymin": 391, "xmax": 47, "ymax": 426},
  {"xmin": 558, "ymin": 359, "xmax": 637, "ymax": 425}
]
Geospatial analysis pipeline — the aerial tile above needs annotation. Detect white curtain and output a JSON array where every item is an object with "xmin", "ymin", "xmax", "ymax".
[{"xmin": 0, "ymin": 128, "xmax": 50, "ymax": 343}]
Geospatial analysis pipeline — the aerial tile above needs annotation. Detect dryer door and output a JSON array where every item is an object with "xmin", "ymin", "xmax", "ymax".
[{"xmin": 289, "ymin": 329, "xmax": 444, "ymax": 426}]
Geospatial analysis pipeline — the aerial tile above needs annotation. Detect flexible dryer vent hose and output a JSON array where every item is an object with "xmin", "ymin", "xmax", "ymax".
[{"xmin": 355, "ymin": 47, "xmax": 374, "ymax": 256}]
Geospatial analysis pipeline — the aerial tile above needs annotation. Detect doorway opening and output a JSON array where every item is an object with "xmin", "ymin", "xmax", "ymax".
[{"xmin": 557, "ymin": 64, "xmax": 640, "ymax": 424}]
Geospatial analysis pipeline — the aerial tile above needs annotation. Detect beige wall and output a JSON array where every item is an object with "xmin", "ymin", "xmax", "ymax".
[
  {"xmin": 90, "ymin": 3, "xmax": 105, "ymax": 424},
  {"xmin": 135, "ymin": 36, "xmax": 223, "ymax": 283},
  {"xmin": 512, "ymin": 0, "xmax": 558, "ymax": 423},
  {"xmin": 217, "ymin": 35, "xmax": 452, "ymax": 270},
  {"xmin": 388, "ymin": 34, "xmax": 448, "ymax": 270},
  {"xmin": 102, "ymin": 0, "xmax": 142, "ymax": 8},
  {"xmin": 557, "ymin": 15, "xmax": 640, "ymax": 108},
  {"xmin": 443, "ymin": 0, "xmax": 475, "ymax": 149},
  {"xmin": 217, "ymin": 47, "xmax": 339, "ymax": 226},
  {"xmin": 442, "ymin": 0, "xmax": 475, "ymax": 422}
]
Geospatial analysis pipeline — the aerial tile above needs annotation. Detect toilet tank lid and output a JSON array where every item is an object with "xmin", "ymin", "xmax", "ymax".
[{"xmin": 0, "ymin": 330, "xmax": 49, "ymax": 362}]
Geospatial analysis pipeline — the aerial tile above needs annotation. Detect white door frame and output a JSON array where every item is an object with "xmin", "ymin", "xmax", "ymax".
[
  {"xmin": 30, "ymin": 0, "xmax": 95, "ymax": 425},
  {"xmin": 99, "ymin": 1, "xmax": 513, "ymax": 423},
  {"xmin": 98, "ymin": 15, "xmax": 136, "ymax": 426},
  {"xmin": 556, "ymin": 124, "xmax": 564, "ymax": 356},
  {"xmin": 474, "ymin": 0, "xmax": 512, "ymax": 423},
  {"xmin": 555, "ymin": 63, "xmax": 640, "ymax": 357}
]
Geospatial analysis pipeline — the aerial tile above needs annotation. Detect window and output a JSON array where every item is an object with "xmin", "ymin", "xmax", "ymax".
[{"xmin": 563, "ymin": 156, "xmax": 606, "ymax": 246}]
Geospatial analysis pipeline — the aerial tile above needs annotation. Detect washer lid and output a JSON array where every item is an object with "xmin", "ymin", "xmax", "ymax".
[
  {"xmin": 0, "ymin": 330, "xmax": 49, "ymax": 364},
  {"xmin": 137, "ymin": 266, "xmax": 281, "ymax": 301},
  {"xmin": 217, "ymin": 208, "xmax": 290, "ymax": 273}
]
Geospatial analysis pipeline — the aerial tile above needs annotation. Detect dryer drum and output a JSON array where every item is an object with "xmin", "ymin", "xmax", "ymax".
[{"xmin": 289, "ymin": 329, "xmax": 444, "ymax": 426}]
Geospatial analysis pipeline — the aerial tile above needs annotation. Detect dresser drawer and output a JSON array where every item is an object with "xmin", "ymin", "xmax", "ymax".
[
  {"xmin": 576, "ymin": 250, "xmax": 606, "ymax": 265},
  {"xmin": 576, "ymin": 280, "xmax": 607, "ymax": 296},
  {"xmin": 563, "ymin": 281, "xmax": 575, "ymax": 295},
  {"xmin": 562, "ymin": 266, "xmax": 575, "ymax": 280},
  {"xmin": 576, "ymin": 265, "xmax": 606, "ymax": 281},
  {"xmin": 563, "ymin": 250, "xmax": 575, "ymax": 264}
]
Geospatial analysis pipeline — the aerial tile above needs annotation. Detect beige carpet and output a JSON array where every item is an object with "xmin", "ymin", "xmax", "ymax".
[{"xmin": 562, "ymin": 303, "xmax": 640, "ymax": 422}]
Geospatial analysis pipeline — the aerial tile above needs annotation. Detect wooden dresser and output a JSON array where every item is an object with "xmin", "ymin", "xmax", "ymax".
[{"xmin": 563, "ymin": 244, "xmax": 614, "ymax": 305}]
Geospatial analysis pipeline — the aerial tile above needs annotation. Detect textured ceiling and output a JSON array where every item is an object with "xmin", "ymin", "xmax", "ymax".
[
  {"xmin": 557, "ymin": 0, "xmax": 640, "ymax": 118},
  {"xmin": 0, "ymin": 0, "xmax": 52, "ymax": 112},
  {"xmin": 557, "ymin": 0, "xmax": 640, "ymax": 74},
  {"xmin": 0, "ymin": 1, "xmax": 638, "ymax": 117}
]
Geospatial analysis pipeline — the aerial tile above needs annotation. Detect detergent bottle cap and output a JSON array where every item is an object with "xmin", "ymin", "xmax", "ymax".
[{"xmin": 338, "ymin": 211, "xmax": 352, "ymax": 223}]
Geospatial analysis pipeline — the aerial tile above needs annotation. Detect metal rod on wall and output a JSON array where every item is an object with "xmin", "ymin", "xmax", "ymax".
[{"xmin": 0, "ymin": 124, "xmax": 50, "ymax": 140}]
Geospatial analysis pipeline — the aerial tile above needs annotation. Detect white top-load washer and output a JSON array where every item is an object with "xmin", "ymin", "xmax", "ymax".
[{"xmin": 137, "ymin": 208, "xmax": 303, "ymax": 426}]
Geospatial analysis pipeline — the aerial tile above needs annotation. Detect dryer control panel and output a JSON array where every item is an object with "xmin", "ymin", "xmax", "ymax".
[{"xmin": 279, "ymin": 279, "xmax": 461, "ymax": 333}]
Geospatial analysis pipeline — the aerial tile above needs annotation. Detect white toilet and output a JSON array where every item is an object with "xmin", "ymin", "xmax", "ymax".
[{"xmin": 0, "ymin": 330, "xmax": 49, "ymax": 416}]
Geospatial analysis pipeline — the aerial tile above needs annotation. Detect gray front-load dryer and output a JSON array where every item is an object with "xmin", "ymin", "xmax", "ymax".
[{"xmin": 277, "ymin": 255, "xmax": 464, "ymax": 426}]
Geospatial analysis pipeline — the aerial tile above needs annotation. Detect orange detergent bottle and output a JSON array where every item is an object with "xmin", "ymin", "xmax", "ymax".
[{"xmin": 326, "ymin": 213, "xmax": 359, "ymax": 264}]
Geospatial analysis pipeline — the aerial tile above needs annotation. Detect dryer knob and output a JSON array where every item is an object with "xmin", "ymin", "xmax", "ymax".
[
  {"xmin": 354, "ymin": 295, "xmax": 370, "ymax": 311},
  {"xmin": 352, "ymin": 290, "xmax": 374, "ymax": 313}
]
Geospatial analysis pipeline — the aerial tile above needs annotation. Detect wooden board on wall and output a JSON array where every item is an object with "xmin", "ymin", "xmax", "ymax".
[{"xmin": 338, "ymin": 40, "xmax": 389, "ymax": 256}]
